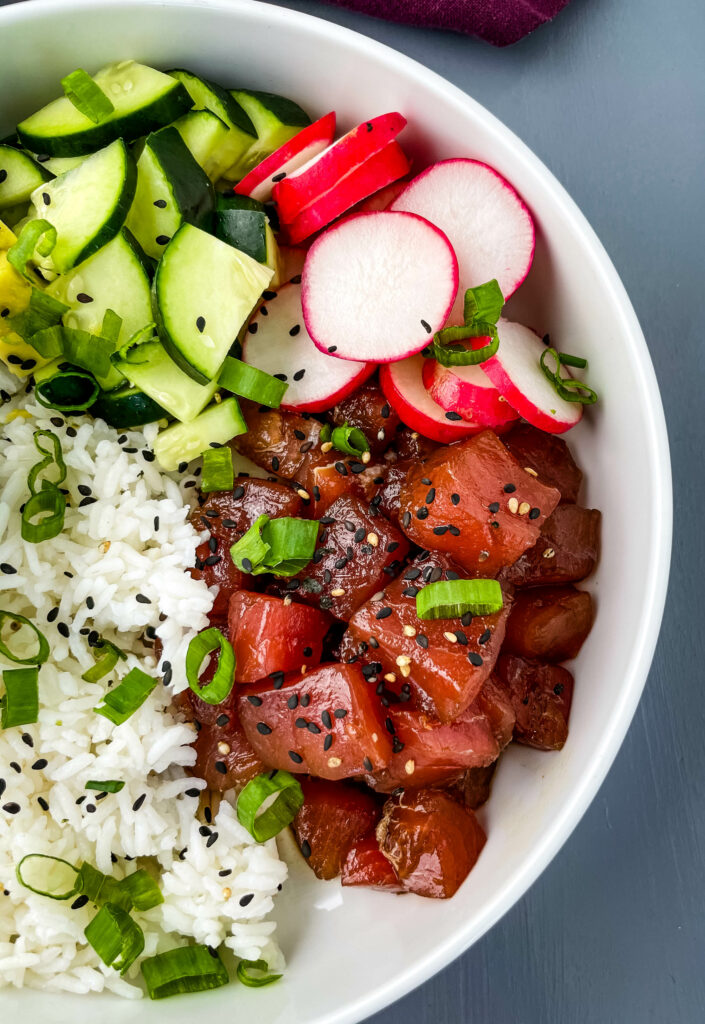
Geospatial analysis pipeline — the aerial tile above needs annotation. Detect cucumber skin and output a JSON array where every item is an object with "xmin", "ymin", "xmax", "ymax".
[
  {"xmin": 232, "ymin": 89, "xmax": 311, "ymax": 128},
  {"xmin": 17, "ymin": 83, "xmax": 194, "ymax": 158},
  {"xmin": 148, "ymin": 126, "xmax": 215, "ymax": 232},
  {"xmin": 214, "ymin": 208, "xmax": 267, "ymax": 263},
  {"xmin": 168, "ymin": 70, "xmax": 256, "ymax": 138},
  {"xmin": 71, "ymin": 142, "xmax": 138, "ymax": 270},
  {"xmin": 92, "ymin": 386, "xmax": 167, "ymax": 428},
  {"xmin": 0, "ymin": 146, "xmax": 53, "ymax": 207}
]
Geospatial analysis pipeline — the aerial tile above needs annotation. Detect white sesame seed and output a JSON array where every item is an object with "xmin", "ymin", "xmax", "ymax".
[
  {"xmin": 399, "ymin": 664, "xmax": 411, "ymax": 678},
  {"xmin": 518, "ymin": 501, "xmax": 531, "ymax": 515},
  {"xmin": 367, "ymin": 532, "xmax": 379, "ymax": 547},
  {"xmin": 321, "ymin": 441, "xmax": 333, "ymax": 453},
  {"xmin": 443, "ymin": 631, "xmax": 458, "ymax": 643},
  {"xmin": 301, "ymin": 664, "xmax": 307, "ymax": 674},
  {"xmin": 384, "ymin": 672, "xmax": 397, "ymax": 683},
  {"xmin": 328, "ymin": 757, "xmax": 342, "ymax": 768},
  {"xmin": 283, "ymin": 595, "xmax": 293, "ymax": 606},
  {"xmin": 361, "ymin": 452, "xmax": 371, "ymax": 464},
  {"xmin": 402, "ymin": 624, "xmax": 417, "ymax": 637},
  {"xmin": 524, "ymin": 466, "xmax": 538, "ymax": 477},
  {"xmin": 100, "ymin": 541, "xmax": 111, "ymax": 554},
  {"xmin": 296, "ymin": 488, "xmax": 310, "ymax": 500},
  {"xmin": 222, "ymin": 887, "xmax": 232, "ymax": 899},
  {"xmin": 331, "ymin": 587, "xmax": 346, "ymax": 597},
  {"xmin": 371, "ymin": 591, "xmax": 385, "ymax": 602},
  {"xmin": 404, "ymin": 759, "xmax": 415, "ymax": 775},
  {"xmin": 479, "ymin": 550, "xmax": 489, "ymax": 561},
  {"xmin": 372, "ymin": 732, "xmax": 378, "ymax": 742},
  {"xmin": 217, "ymin": 742, "xmax": 230, "ymax": 755},
  {"xmin": 396, "ymin": 655, "xmax": 411, "ymax": 666},
  {"xmin": 543, "ymin": 547, "xmax": 556, "ymax": 559},
  {"xmin": 377, "ymin": 429, "xmax": 385, "ymax": 440},
  {"xmin": 410, "ymin": 432, "xmax": 419, "ymax": 439}
]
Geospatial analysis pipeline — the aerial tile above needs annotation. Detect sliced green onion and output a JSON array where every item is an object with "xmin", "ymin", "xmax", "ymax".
[
  {"xmin": 30, "ymin": 325, "xmax": 116, "ymax": 380},
  {"xmin": 141, "ymin": 944, "xmax": 229, "ymax": 999},
  {"xmin": 100, "ymin": 308, "xmax": 123, "ymax": 345},
  {"xmin": 21, "ymin": 484, "xmax": 66, "ymax": 543},
  {"xmin": 201, "ymin": 447, "xmax": 234, "ymax": 493},
  {"xmin": 539, "ymin": 347, "xmax": 598, "ymax": 405},
  {"xmin": 114, "ymin": 323, "xmax": 157, "ymax": 363},
  {"xmin": 236, "ymin": 770, "xmax": 304, "ymax": 842},
  {"xmin": 320, "ymin": 421, "xmax": 370, "ymax": 458},
  {"xmin": 462, "ymin": 278, "xmax": 504, "ymax": 326},
  {"xmin": 28, "ymin": 428, "xmax": 67, "ymax": 494},
  {"xmin": 219, "ymin": 355, "xmax": 288, "ymax": 408},
  {"xmin": 1, "ymin": 666, "xmax": 39, "ymax": 728},
  {"xmin": 118, "ymin": 869, "xmax": 164, "ymax": 911},
  {"xmin": 16, "ymin": 854, "xmax": 80, "ymax": 900},
  {"xmin": 7, "ymin": 219, "xmax": 57, "ymax": 279},
  {"xmin": 94, "ymin": 667, "xmax": 157, "ymax": 726},
  {"xmin": 230, "ymin": 514, "xmax": 319, "ymax": 577},
  {"xmin": 84, "ymin": 903, "xmax": 144, "ymax": 975},
  {"xmin": 35, "ymin": 368, "xmax": 99, "ymax": 412},
  {"xmin": 86, "ymin": 779, "xmax": 125, "ymax": 793},
  {"xmin": 8, "ymin": 288, "xmax": 68, "ymax": 339},
  {"xmin": 81, "ymin": 638, "xmax": 127, "ymax": 683},
  {"xmin": 0, "ymin": 610, "xmax": 50, "ymax": 665},
  {"xmin": 236, "ymin": 959, "xmax": 282, "ymax": 988},
  {"xmin": 79, "ymin": 862, "xmax": 132, "ymax": 911},
  {"xmin": 416, "ymin": 579, "xmax": 504, "ymax": 620},
  {"xmin": 431, "ymin": 279, "xmax": 504, "ymax": 368},
  {"xmin": 61, "ymin": 68, "xmax": 115, "ymax": 124},
  {"xmin": 185, "ymin": 627, "xmax": 235, "ymax": 706}
]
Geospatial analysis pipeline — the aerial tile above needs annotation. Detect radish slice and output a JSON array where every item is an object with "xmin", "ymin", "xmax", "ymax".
[
  {"xmin": 379, "ymin": 355, "xmax": 480, "ymax": 444},
  {"xmin": 422, "ymin": 357, "xmax": 520, "ymax": 429},
  {"xmin": 234, "ymin": 112, "xmax": 336, "ymax": 203},
  {"xmin": 273, "ymin": 112, "xmax": 406, "ymax": 223},
  {"xmin": 391, "ymin": 159, "xmax": 535, "ymax": 318},
  {"xmin": 242, "ymin": 281, "xmax": 374, "ymax": 412},
  {"xmin": 301, "ymin": 211, "xmax": 458, "ymax": 363},
  {"xmin": 282, "ymin": 141, "xmax": 410, "ymax": 245},
  {"xmin": 481, "ymin": 319, "xmax": 583, "ymax": 433}
]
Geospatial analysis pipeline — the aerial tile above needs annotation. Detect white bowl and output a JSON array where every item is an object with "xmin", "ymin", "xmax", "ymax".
[{"xmin": 0, "ymin": 1, "xmax": 672, "ymax": 1021}]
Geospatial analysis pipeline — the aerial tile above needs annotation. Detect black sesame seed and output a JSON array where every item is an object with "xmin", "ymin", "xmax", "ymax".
[
  {"xmin": 529, "ymin": 507, "xmax": 541, "ymax": 520},
  {"xmin": 392, "ymin": 737, "xmax": 405, "ymax": 753},
  {"xmin": 295, "ymin": 717, "xmax": 308, "ymax": 729},
  {"xmin": 445, "ymin": 411, "xmax": 463, "ymax": 421},
  {"xmin": 335, "ymin": 462, "xmax": 348, "ymax": 476},
  {"xmin": 77, "ymin": 481, "xmax": 92, "ymax": 495},
  {"xmin": 156, "ymin": 234, "xmax": 170, "ymax": 246},
  {"xmin": 204, "ymin": 554, "xmax": 221, "ymax": 567},
  {"xmin": 0, "ymin": 563, "xmax": 16, "ymax": 575},
  {"xmin": 222, "ymin": 518, "xmax": 237, "ymax": 528},
  {"xmin": 186, "ymin": 788, "xmax": 201, "ymax": 798},
  {"xmin": 199, "ymin": 825, "xmax": 211, "ymax": 837},
  {"xmin": 300, "ymin": 838, "xmax": 312, "ymax": 858},
  {"xmin": 272, "ymin": 171, "xmax": 287, "ymax": 182},
  {"xmin": 239, "ymin": 892, "xmax": 255, "ymax": 907},
  {"xmin": 135, "ymin": 593, "xmax": 151, "ymax": 604},
  {"xmin": 433, "ymin": 525, "xmax": 448, "ymax": 536},
  {"xmin": 206, "ymin": 832, "xmax": 219, "ymax": 848},
  {"xmin": 490, "ymin": 520, "xmax": 500, "ymax": 529},
  {"xmin": 479, "ymin": 629, "xmax": 492, "ymax": 645},
  {"xmin": 489, "ymin": 502, "xmax": 500, "ymax": 514},
  {"xmin": 0, "ymin": 780, "xmax": 5, "ymax": 799},
  {"xmin": 293, "ymin": 369, "xmax": 305, "ymax": 381},
  {"xmin": 271, "ymin": 456, "xmax": 280, "ymax": 471},
  {"xmin": 153, "ymin": 198, "xmax": 168, "ymax": 208},
  {"xmin": 327, "ymin": 345, "xmax": 338, "ymax": 353},
  {"xmin": 287, "ymin": 694, "xmax": 299, "ymax": 710},
  {"xmin": 387, "ymin": 541, "xmax": 400, "ymax": 553},
  {"xmin": 301, "ymin": 694, "xmax": 311, "ymax": 708},
  {"xmin": 454, "ymin": 630, "xmax": 468, "ymax": 646},
  {"xmin": 461, "ymin": 612, "xmax": 473, "ymax": 627},
  {"xmin": 363, "ymin": 757, "xmax": 373, "ymax": 771},
  {"xmin": 216, "ymin": 714, "xmax": 229, "ymax": 727},
  {"xmin": 31, "ymin": 758, "xmax": 47, "ymax": 770},
  {"xmin": 554, "ymin": 683, "xmax": 565, "ymax": 696},
  {"xmin": 247, "ymin": 322, "xmax": 258, "ymax": 334},
  {"xmin": 323, "ymin": 734, "xmax": 333, "ymax": 751},
  {"xmin": 289, "ymin": 750, "xmax": 303, "ymax": 764},
  {"xmin": 132, "ymin": 794, "xmax": 146, "ymax": 811},
  {"xmin": 468, "ymin": 652, "xmax": 484, "ymax": 667},
  {"xmin": 385, "ymin": 716, "xmax": 395, "ymax": 735},
  {"xmin": 10, "ymin": 762, "xmax": 21, "ymax": 774},
  {"xmin": 270, "ymin": 670, "xmax": 285, "ymax": 689},
  {"xmin": 376, "ymin": 606, "xmax": 392, "ymax": 620},
  {"xmin": 196, "ymin": 316, "xmax": 206, "ymax": 333},
  {"xmin": 416, "ymin": 507, "xmax": 429, "ymax": 520},
  {"xmin": 71, "ymin": 894, "xmax": 89, "ymax": 910},
  {"xmin": 504, "ymin": 483, "xmax": 516, "ymax": 493},
  {"xmin": 215, "ymin": 761, "xmax": 227, "ymax": 774},
  {"xmin": 38, "ymin": 796, "xmax": 49, "ymax": 811},
  {"xmin": 416, "ymin": 633, "xmax": 429, "ymax": 649},
  {"xmin": 402, "ymin": 512, "xmax": 411, "ymax": 528},
  {"xmin": 448, "ymin": 525, "xmax": 461, "ymax": 536},
  {"xmin": 219, "ymin": 868, "xmax": 232, "ymax": 877},
  {"xmin": 420, "ymin": 319, "xmax": 432, "ymax": 334},
  {"xmin": 66, "ymin": 427, "xmax": 77, "ymax": 438},
  {"xmin": 57, "ymin": 622, "xmax": 69, "ymax": 638},
  {"xmin": 403, "ymin": 586, "xmax": 419, "ymax": 598},
  {"xmin": 85, "ymin": 803, "xmax": 96, "ymax": 813},
  {"xmin": 256, "ymin": 722, "xmax": 272, "ymax": 735},
  {"xmin": 2, "ymin": 802, "xmax": 20, "ymax": 815}
]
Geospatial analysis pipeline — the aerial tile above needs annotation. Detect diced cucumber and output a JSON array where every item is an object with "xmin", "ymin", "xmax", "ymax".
[
  {"xmin": 153, "ymin": 396, "xmax": 246, "ymax": 470},
  {"xmin": 17, "ymin": 61, "xmax": 193, "ymax": 157},
  {"xmin": 214, "ymin": 194, "xmax": 279, "ymax": 270},
  {"xmin": 168, "ymin": 70, "xmax": 255, "ymax": 183},
  {"xmin": 113, "ymin": 338, "xmax": 218, "ymax": 422},
  {"xmin": 155, "ymin": 223, "xmax": 273, "ymax": 384},
  {"xmin": 172, "ymin": 109, "xmax": 230, "ymax": 182},
  {"xmin": 29, "ymin": 139, "xmax": 136, "ymax": 273},
  {"xmin": 92, "ymin": 382, "xmax": 167, "ymax": 428},
  {"xmin": 40, "ymin": 155, "xmax": 87, "ymax": 177},
  {"xmin": 125, "ymin": 126, "xmax": 214, "ymax": 260},
  {"xmin": 226, "ymin": 89, "xmax": 310, "ymax": 179},
  {"xmin": 0, "ymin": 146, "xmax": 52, "ymax": 209},
  {"xmin": 0, "ymin": 204, "xmax": 29, "ymax": 230}
]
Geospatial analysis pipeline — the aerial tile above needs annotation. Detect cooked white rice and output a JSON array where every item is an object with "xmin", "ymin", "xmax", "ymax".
[{"xmin": 0, "ymin": 373, "xmax": 287, "ymax": 997}]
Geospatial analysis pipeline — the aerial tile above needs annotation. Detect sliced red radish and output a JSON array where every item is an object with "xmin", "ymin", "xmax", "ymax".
[
  {"xmin": 379, "ymin": 355, "xmax": 481, "ymax": 444},
  {"xmin": 302, "ymin": 211, "xmax": 458, "ymax": 364},
  {"xmin": 273, "ymin": 111, "xmax": 406, "ymax": 224},
  {"xmin": 481, "ymin": 319, "xmax": 583, "ymax": 433},
  {"xmin": 242, "ymin": 281, "xmax": 375, "ymax": 412},
  {"xmin": 351, "ymin": 179, "xmax": 407, "ymax": 214},
  {"xmin": 391, "ymin": 159, "xmax": 535, "ymax": 319},
  {"xmin": 234, "ymin": 112, "xmax": 336, "ymax": 203},
  {"xmin": 422, "ymin": 356, "xmax": 520, "ymax": 429},
  {"xmin": 282, "ymin": 142, "xmax": 410, "ymax": 245}
]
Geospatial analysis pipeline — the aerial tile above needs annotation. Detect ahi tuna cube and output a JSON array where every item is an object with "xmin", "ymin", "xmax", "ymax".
[
  {"xmin": 495, "ymin": 653, "xmax": 574, "ymax": 750},
  {"xmin": 504, "ymin": 585, "xmax": 593, "ymax": 661},
  {"xmin": 329, "ymin": 378, "xmax": 400, "ymax": 456},
  {"xmin": 190, "ymin": 540, "xmax": 246, "ymax": 623},
  {"xmin": 448, "ymin": 764, "xmax": 497, "ymax": 811},
  {"xmin": 180, "ymin": 688, "xmax": 266, "ymax": 791},
  {"xmin": 503, "ymin": 422, "xmax": 583, "ymax": 503},
  {"xmin": 228, "ymin": 591, "xmax": 332, "ymax": 683},
  {"xmin": 499, "ymin": 504, "xmax": 601, "ymax": 588},
  {"xmin": 192, "ymin": 476, "xmax": 304, "ymax": 545},
  {"xmin": 291, "ymin": 778, "xmax": 380, "ymax": 879},
  {"xmin": 341, "ymin": 832, "xmax": 404, "ymax": 892}
]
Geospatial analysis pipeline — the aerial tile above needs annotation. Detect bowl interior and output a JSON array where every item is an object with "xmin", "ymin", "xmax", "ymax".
[{"xmin": 0, "ymin": 2, "xmax": 671, "ymax": 1023}]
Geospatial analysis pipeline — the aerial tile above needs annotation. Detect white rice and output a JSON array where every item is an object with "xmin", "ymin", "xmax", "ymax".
[{"xmin": 0, "ymin": 374, "xmax": 287, "ymax": 997}]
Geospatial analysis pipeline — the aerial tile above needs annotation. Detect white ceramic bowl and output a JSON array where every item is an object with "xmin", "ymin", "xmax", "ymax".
[{"xmin": 0, "ymin": 1, "xmax": 672, "ymax": 1020}]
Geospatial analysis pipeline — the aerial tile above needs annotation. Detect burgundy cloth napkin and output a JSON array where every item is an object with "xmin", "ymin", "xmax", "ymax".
[{"xmin": 318, "ymin": 0, "xmax": 572, "ymax": 45}]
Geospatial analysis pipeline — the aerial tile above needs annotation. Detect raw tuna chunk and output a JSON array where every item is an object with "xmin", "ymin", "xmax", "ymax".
[
  {"xmin": 273, "ymin": 493, "xmax": 409, "ymax": 620},
  {"xmin": 370, "ymin": 460, "xmax": 408, "ymax": 523},
  {"xmin": 398, "ymin": 430, "xmax": 561, "ymax": 574},
  {"xmin": 341, "ymin": 832, "xmax": 404, "ymax": 891},
  {"xmin": 448, "ymin": 764, "xmax": 497, "ymax": 811},
  {"xmin": 192, "ymin": 476, "xmax": 304, "ymax": 545},
  {"xmin": 181, "ymin": 688, "xmax": 266, "ymax": 791},
  {"xmin": 499, "ymin": 504, "xmax": 601, "ymax": 588},
  {"xmin": 476, "ymin": 674, "xmax": 516, "ymax": 750},
  {"xmin": 291, "ymin": 778, "xmax": 380, "ymax": 879},
  {"xmin": 228, "ymin": 591, "xmax": 332, "ymax": 682},
  {"xmin": 504, "ymin": 585, "xmax": 593, "ymax": 661},
  {"xmin": 348, "ymin": 551, "xmax": 512, "ymax": 721},
  {"xmin": 329, "ymin": 378, "xmax": 400, "ymax": 456},
  {"xmin": 190, "ymin": 540, "xmax": 246, "ymax": 623},
  {"xmin": 495, "ymin": 653, "xmax": 574, "ymax": 750},
  {"xmin": 394, "ymin": 426, "xmax": 438, "ymax": 461},
  {"xmin": 503, "ymin": 422, "xmax": 582, "ymax": 503},
  {"xmin": 233, "ymin": 402, "xmax": 328, "ymax": 491},
  {"xmin": 377, "ymin": 788, "xmax": 486, "ymax": 898},
  {"xmin": 237, "ymin": 662, "xmax": 393, "ymax": 780}
]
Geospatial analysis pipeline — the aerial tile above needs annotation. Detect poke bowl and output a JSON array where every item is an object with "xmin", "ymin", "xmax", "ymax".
[{"xmin": 0, "ymin": 1, "xmax": 671, "ymax": 1023}]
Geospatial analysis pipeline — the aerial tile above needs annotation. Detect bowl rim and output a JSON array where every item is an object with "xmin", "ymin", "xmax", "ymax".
[{"xmin": 0, "ymin": 0, "xmax": 673, "ymax": 1020}]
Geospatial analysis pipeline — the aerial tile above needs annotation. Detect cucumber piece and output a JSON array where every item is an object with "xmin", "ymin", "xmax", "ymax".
[
  {"xmin": 114, "ymin": 338, "xmax": 218, "ymax": 422},
  {"xmin": 17, "ymin": 61, "xmax": 193, "ymax": 158},
  {"xmin": 155, "ymin": 223, "xmax": 273, "ymax": 384},
  {"xmin": 168, "ymin": 70, "xmax": 255, "ymax": 183},
  {"xmin": 226, "ymin": 89, "xmax": 310, "ymax": 179},
  {"xmin": 0, "ymin": 146, "xmax": 52, "ymax": 209},
  {"xmin": 214, "ymin": 193, "xmax": 281, "ymax": 278},
  {"xmin": 125, "ymin": 126, "xmax": 214, "ymax": 260},
  {"xmin": 92, "ymin": 382, "xmax": 167, "ymax": 428},
  {"xmin": 172, "ymin": 110, "xmax": 230, "ymax": 182},
  {"xmin": 153, "ymin": 396, "xmax": 246, "ymax": 470},
  {"xmin": 41, "ymin": 155, "xmax": 87, "ymax": 177},
  {"xmin": 29, "ymin": 139, "xmax": 136, "ymax": 273}
]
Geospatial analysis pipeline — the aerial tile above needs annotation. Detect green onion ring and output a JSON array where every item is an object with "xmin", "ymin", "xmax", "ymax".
[
  {"xmin": 416, "ymin": 579, "xmax": 504, "ymax": 620},
  {"xmin": 141, "ymin": 945, "xmax": 230, "ymax": 999},
  {"xmin": 236, "ymin": 958, "xmax": 282, "ymax": 987},
  {"xmin": 0, "ymin": 610, "xmax": 50, "ymax": 665},
  {"xmin": 185, "ymin": 628, "xmax": 235, "ymax": 705},
  {"xmin": 16, "ymin": 854, "xmax": 81, "ymax": 900},
  {"xmin": 201, "ymin": 447, "xmax": 234, "ymax": 493},
  {"xmin": 84, "ymin": 903, "xmax": 145, "ymax": 975},
  {"xmin": 236, "ymin": 770, "xmax": 304, "ymax": 843},
  {"xmin": 21, "ymin": 485, "xmax": 66, "ymax": 543},
  {"xmin": 1, "ymin": 666, "xmax": 39, "ymax": 729}
]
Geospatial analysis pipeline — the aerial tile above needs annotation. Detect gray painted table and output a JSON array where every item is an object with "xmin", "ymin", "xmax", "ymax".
[{"xmin": 2, "ymin": 0, "xmax": 703, "ymax": 1019}]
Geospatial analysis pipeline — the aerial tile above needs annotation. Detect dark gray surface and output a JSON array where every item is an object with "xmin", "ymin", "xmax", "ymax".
[
  {"xmin": 1, "ymin": 0, "xmax": 702, "ymax": 1019},
  {"xmin": 254, "ymin": 1, "xmax": 704, "ymax": 1022}
]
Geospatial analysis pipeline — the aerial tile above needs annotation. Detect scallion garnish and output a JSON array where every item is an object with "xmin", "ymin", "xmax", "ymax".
[
  {"xmin": 230, "ymin": 514, "xmax": 319, "ymax": 577},
  {"xmin": 1, "ymin": 666, "xmax": 39, "ymax": 729},
  {"xmin": 79, "ymin": 863, "xmax": 163, "ymax": 912},
  {"xmin": 100, "ymin": 308, "xmax": 123, "ymax": 345},
  {"xmin": 219, "ymin": 355, "xmax": 288, "ymax": 408},
  {"xmin": 118, "ymin": 869, "xmax": 164, "ymax": 911},
  {"xmin": 320, "ymin": 421, "xmax": 370, "ymax": 458},
  {"xmin": 113, "ymin": 323, "xmax": 158, "ymax": 363},
  {"xmin": 7, "ymin": 219, "xmax": 57, "ymax": 280},
  {"xmin": 236, "ymin": 770, "xmax": 304, "ymax": 842},
  {"xmin": 431, "ymin": 279, "xmax": 504, "ymax": 367},
  {"xmin": 81, "ymin": 638, "xmax": 127, "ymax": 683},
  {"xmin": 236, "ymin": 959, "xmax": 282, "ymax": 988},
  {"xmin": 539, "ymin": 347, "xmax": 598, "ymax": 404},
  {"xmin": 30, "ymin": 325, "xmax": 117, "ymax": 381},
  {"xmin": 61, "ymin": 68, "xmax": 115, "ymax": 124},
  {"xmin": 201, "ymin": 447, "xmax": 234, "ymax": 493},
  {"xmin": 21, "ymin": 485, "xmax": 66, "ymax": 543},
  {"xmin": 94, "ymin": 667, "xmax": 157, "ymax": 725},
  {"xmin": 415, "ymin": 579, "xmax": 503, "ymax": 620},
  {"xmin": 185, "ymin": 627, "xmax": 235, "ymax": 706},
  {"xmin": 27, "ymin": 428, "xmax": 67, "ymax": 494},
  {"xmin": 0, "ymin": 610, "xmax": 50, "ymax": 665},
  {"xmin": 85, "ymin": 779, "xmax": 125, "ymax": 793},
  {"xmin": 35, "ymin": 367, "xmax": 100, "ymax": 412},
  {"xmin": 16, "ymin": 854, "xmax": 81, "ymax": 900},
  {"xmin": 141, "ymin": 945, "xmax": 230, "ymax": 999},
  {"xmin": 8, "ymin": 288, "xmax": 68, "ymax": 338},
  {"xmin": 84, "ymin": 903, "xmax": 145, "ymax": 975}
]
